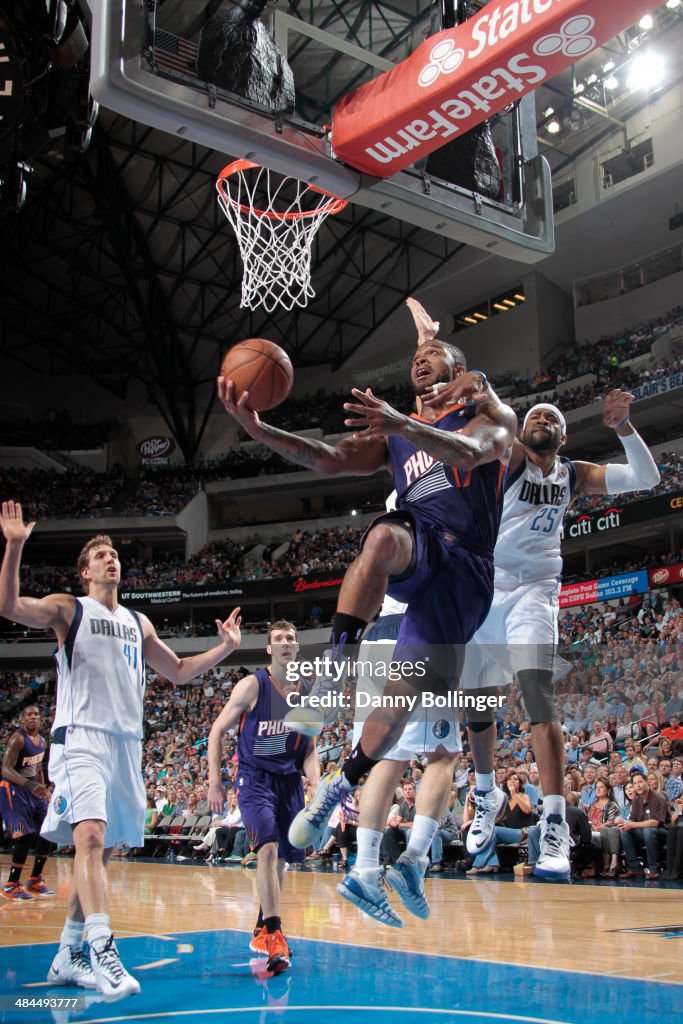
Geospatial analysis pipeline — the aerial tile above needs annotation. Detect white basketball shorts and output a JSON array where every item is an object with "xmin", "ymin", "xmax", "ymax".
[
  {"xmin": 41, "ymin": 725, "xmax": 146, "ymax": 848},
  {"xmin": 351, "ymin": 616, "xmax": 462, "ymax": 763},
  {"xmin": 462, "ymin": 578, "xmax": 561, "ymax": 689}
]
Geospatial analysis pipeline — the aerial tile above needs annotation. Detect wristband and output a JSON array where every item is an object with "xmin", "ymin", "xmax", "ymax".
[
  {"xmin": 615, "ymin": 415, "xmax": 630, "ymax": 430},
  {"xmin": 470, "ymin": 370, "xmax": 490, "ymax": 391}
]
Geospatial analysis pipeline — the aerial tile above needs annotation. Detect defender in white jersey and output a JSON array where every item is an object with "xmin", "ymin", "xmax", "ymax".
[
  {"xmin": 457, "ymin": 396, "xmax": 659, "ymax": 880},
  {"xmin": 0, "ymin": 504, "xmax": 241, "ymax": 1001}
]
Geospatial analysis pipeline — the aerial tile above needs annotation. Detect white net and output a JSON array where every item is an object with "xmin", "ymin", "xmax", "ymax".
[{"xmin": 216, "ymin": 160, "xmax": 347, "ymax": 313}]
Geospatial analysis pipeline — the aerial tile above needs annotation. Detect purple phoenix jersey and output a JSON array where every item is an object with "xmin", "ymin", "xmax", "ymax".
[
  {"xmin": 236, "ymin": 668, "xmax": 311, "ymax": 862},
  {"xmin": 388, "ymin": 403, "xmax": 506, "ymax": 555},
  {"xmin": 0, "ymin": 727, "xmax": 48, "ymax": 838},
  {"xmin": 237, "ymin": 668, "xmax": 310, "ymax": 775}
]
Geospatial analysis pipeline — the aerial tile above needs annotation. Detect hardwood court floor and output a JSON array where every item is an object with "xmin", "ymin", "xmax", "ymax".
[{"xmin": 1, "ymin": 855, "xmax": 681, "ymax": 1024}]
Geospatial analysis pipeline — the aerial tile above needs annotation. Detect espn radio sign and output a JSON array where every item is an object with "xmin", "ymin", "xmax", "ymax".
[{"xmin": 332, "ymin": 0, "xmax": 661, "ymax": 176}]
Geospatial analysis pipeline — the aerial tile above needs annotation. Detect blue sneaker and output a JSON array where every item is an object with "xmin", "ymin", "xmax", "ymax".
[
  {"xmin": 337, "ymin": 869, "xmax": 404, "ymax": 928},
  {"xmin": 288, "ymin": 769, "xmax": 353, "ymax": 849},
  {"xmin": 386, "ymin": 853, "xmax": 430, "ymax": 920}
]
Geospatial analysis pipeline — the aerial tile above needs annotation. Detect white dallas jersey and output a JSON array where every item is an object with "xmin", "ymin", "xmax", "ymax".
[
  {"xmin": 53, "ymin": 596, "xmax": 146, "ymax": 739},
  {"xmin": 494, "ymin": 455, "xmax": 576, "ymax": 587}
]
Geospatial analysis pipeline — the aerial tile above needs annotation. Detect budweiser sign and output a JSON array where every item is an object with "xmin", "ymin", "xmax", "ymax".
[
  {"xmin": 332, "ymin": 0, "xmax": 660, "ymax": 176},
  {"xmin": 293, "ymin": 576, "xmax": 345, "ymax": 593},
  {"xmin": 137, "ymin": 435, "xmax": 176, "ymax": 459}
]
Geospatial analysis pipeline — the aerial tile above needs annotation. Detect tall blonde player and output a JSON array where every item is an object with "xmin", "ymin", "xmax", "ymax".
[{"xmin": 0, "ymin": 501, "xmax": 241, "ymax": 1001}]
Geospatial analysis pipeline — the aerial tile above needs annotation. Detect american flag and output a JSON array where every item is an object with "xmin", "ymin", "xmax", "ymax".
[{"xmin": 153, "ymin": 29, "xmax": 198, "ymax": 77}]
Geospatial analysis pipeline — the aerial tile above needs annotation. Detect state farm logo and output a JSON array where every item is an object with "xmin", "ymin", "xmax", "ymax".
[
  {"xmin": 418, "ymin": 39, "xmax": 465, "ymax": 88},
  {"xmin": 137, "ymin": 435, "xmax": 175, "ymax": 458},
  {"xmin": 533, "ymin": 15, "xmax": 596, "ymax": 59}
]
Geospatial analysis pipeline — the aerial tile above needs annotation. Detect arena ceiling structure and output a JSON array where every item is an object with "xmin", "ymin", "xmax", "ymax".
[{"xmin": 1, "ymin": 1, "xmax": 683, "ymax": 461}]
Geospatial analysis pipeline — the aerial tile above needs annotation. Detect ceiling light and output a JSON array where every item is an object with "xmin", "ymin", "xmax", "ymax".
[
  {"xmin": 502, "ymin": 299, "xmax": 516, "ymax": 307},
  {"xmin": 513, "ymin": 293, "xmax": 526, "ymax": 302},
  {"xmin": 627, "ymin": 53, "xmax": 665, "ymax": 91},
  {"xmin": 638, "ymin": 14, "xmax": 654, "ymax": 29},
  {"xmin": 604, "ymin": 75, "xmax": 619, "ymax": 90},
  {"xmin": 573, "ymin": 82, "xmax": 585, "ymax": 94},
  {"xmin": 463, "ymin": 316, "xmax": 477, "ymax": 324},
  {"xmin": 603, "ymin": 60, "xmax": 616, "ymax": 72},
  {"xmin": 547, "ymin": 119, "xmax": 561, "ymax": 134},
  {"xmin": 542, "ymin": 105, "xmax": 554, "ymax": 117},
  {"xmin": 493, "ymin": 303, "xmax": 508, "ymax": 311},
  {"xmin": 666, "ymin": 0, "xmax": 681, "ymax": 8},
  {"xmin": 473, "ymin": 312, "xmax": 488, "ymax": 320},
  {"xmin": 586, "ymin": 73, "xmax": 598, "ymax": 85}
]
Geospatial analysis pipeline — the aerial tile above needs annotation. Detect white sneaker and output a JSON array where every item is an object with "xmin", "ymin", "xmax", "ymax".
[
  {"xmin": 47, "ymin": 945, "xmax": 97, "ymax": 989},
  {"xmin": 465, "ymin": 787, "xmax": 508, "ymax": 856},
  {"xmin": 284, "ymin": 649, "xmax": 345, "ymax": 735},
  {"xmin": 337, "ymin": 868, "xmax": 404, "ymax": 928},
  {"xmin": 386, "ymin": 853, "xmax": 430, "ymax": 920},
  {"xmin": 288, "ymin": 769, "xmax": 353, "ymax": 848},
  {"xmin": 90, "ymin": 935, "xmax": 141, "ymax": 1001},
  {"xmin": 533, "ymin": 814, "xmax": 571, "ymax": 882}
]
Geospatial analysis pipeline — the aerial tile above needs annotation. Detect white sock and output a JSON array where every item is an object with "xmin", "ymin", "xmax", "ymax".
[
  {"xmin": 543, "ymin": 795, "xmax": 566, "ymax": 819},
  {"xmin": 355, "ymin": 828, "xmax": 383, "ymax": 871},
  {"xmin": 406, "ymin": 815, "xmax": 438, "ymax": 859},
  {"xmin": 59, "ymin": 918, "xmax": 85, "ymax": 952},
  {"xmin": 475, "ymin": 772, "xmax": 494, "ymax": 792},
  {"xmin": 85, "ymin": 913, "xmax": 111, "ymax": 949}
]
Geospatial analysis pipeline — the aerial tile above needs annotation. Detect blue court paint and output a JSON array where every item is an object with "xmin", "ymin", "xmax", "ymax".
[{"xmin": 0, "ymin": 929, "xmax": 678, "ymax": 1024}]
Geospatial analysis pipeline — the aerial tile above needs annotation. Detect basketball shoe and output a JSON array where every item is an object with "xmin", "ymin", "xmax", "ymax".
[
  {"xmin": 288, "ymin": 768, "xmax": 354, "ymax": 848},
  {"xmin": 90, "ymin": 935, "xmax": 141, "ymax": 1000},
  {"xmin": 337, "ymin": 869, "xmax": 404, "ymax": 928},
  {"xmin": 264, "ymin": 930, "xmax": 290, "ymax": 975},
  {"xmin": 25, "ymin": 875, "xmax": 56, "ymax": 896},
  {"xmin": 465, "ymin": 786, "xmax": 508, "ymax": 856},
  {"xmin": 47, "ymin": 946, "xmax": 97, "ymax": 989},
  {"xmin": 386, "ymin": 853, "xmax": 430, "ymax": 920},
  {"xmin": 532, "ymin": 814, "xmax": 571, "ymax": 882},
  {"xmin": 249, "ymin": 927, "xmax": 268, "ymax": 955},
  {"xmin": 1, "ymin": 882, "xmax": 33, "ymax": 901},
  {"xmin": 283, "ymin": 648, "xmax": 347, "ymax": 735}
]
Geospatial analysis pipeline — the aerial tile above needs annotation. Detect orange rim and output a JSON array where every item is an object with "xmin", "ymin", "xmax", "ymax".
[{"xmin": 216, "ymin": 158, "xmax": 348, "ymax": 221}]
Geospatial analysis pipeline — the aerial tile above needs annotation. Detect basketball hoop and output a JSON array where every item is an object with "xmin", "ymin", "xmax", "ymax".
[{"xmin": 216, "ymin": 159, "xmax": 348, "ymax": 313}]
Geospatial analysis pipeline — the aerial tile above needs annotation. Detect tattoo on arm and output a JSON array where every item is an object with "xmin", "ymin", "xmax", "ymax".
[{"xmin": 259, "ymin": 425, "xmax": 328, "ymax": 470}]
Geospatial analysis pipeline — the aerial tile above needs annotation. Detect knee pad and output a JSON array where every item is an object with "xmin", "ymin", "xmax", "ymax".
[
  {"xmin": 465, "ymin": 687, "xmax": 499, "ymax": 726},
  {"xmin": 517, "ymin": 669, "xmax": 557, "ymax": 724}
]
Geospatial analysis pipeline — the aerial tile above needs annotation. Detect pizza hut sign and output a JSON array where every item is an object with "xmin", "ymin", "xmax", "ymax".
[{"xmin": 137, "ymin": 436, "xmax": 176, "ymax": 462}]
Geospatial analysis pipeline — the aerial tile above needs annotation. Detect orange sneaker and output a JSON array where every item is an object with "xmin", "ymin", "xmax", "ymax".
[
  {"xmin": 1, "ymin": 882, "xmax": 33, "ymax": 902},
  {"xmin": 25, "ymin": 876, "xmax": 55, "ymax": 896},
  {"xmin": 249, "ymin": 926, "xmax": 268, "ymax": 955},
  {"xmin": 264, "ymin": 929, "xmax": 290, "ymax": 975}
]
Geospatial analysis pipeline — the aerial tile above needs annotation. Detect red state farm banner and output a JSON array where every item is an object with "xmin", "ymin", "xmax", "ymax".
[{"xmin": 332, "ymin": 0, "xmax": 660, "ymax": 177}]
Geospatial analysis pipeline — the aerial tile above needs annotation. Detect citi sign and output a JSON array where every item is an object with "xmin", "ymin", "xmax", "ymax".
[{"xmin": 567, "ymin": 507, "xmax": 621, "ymax": 538}]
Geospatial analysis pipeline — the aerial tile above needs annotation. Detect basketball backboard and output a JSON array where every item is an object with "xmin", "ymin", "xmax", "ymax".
[{"xmin": 90, "ymin": 0, "xmax": 558, "ymax": 263}]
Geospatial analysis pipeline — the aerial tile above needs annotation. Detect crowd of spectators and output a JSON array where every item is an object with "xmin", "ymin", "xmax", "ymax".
[
  {"xmin": 565, "ymin": 451, "xmax": 683, "ymax": 524},
  {"xmin": 1, "ymin": 637, "xmax": 681, "ymax": 877},
  {"xmin": 0, "ymin": 413, "xmax": 119, "ymax": 450},
  {"xmin": 1, "ymin": 465, "xmax": 127, "ymax": 519},
  {"xmin": 122, "ymin": 468, "xmax": 200, "ymax": 516}
]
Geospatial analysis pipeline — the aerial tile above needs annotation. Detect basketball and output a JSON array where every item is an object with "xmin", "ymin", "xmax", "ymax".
[{"xmin": 220, "ymin": 339, "xmax": 293, "ymax": 412}]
